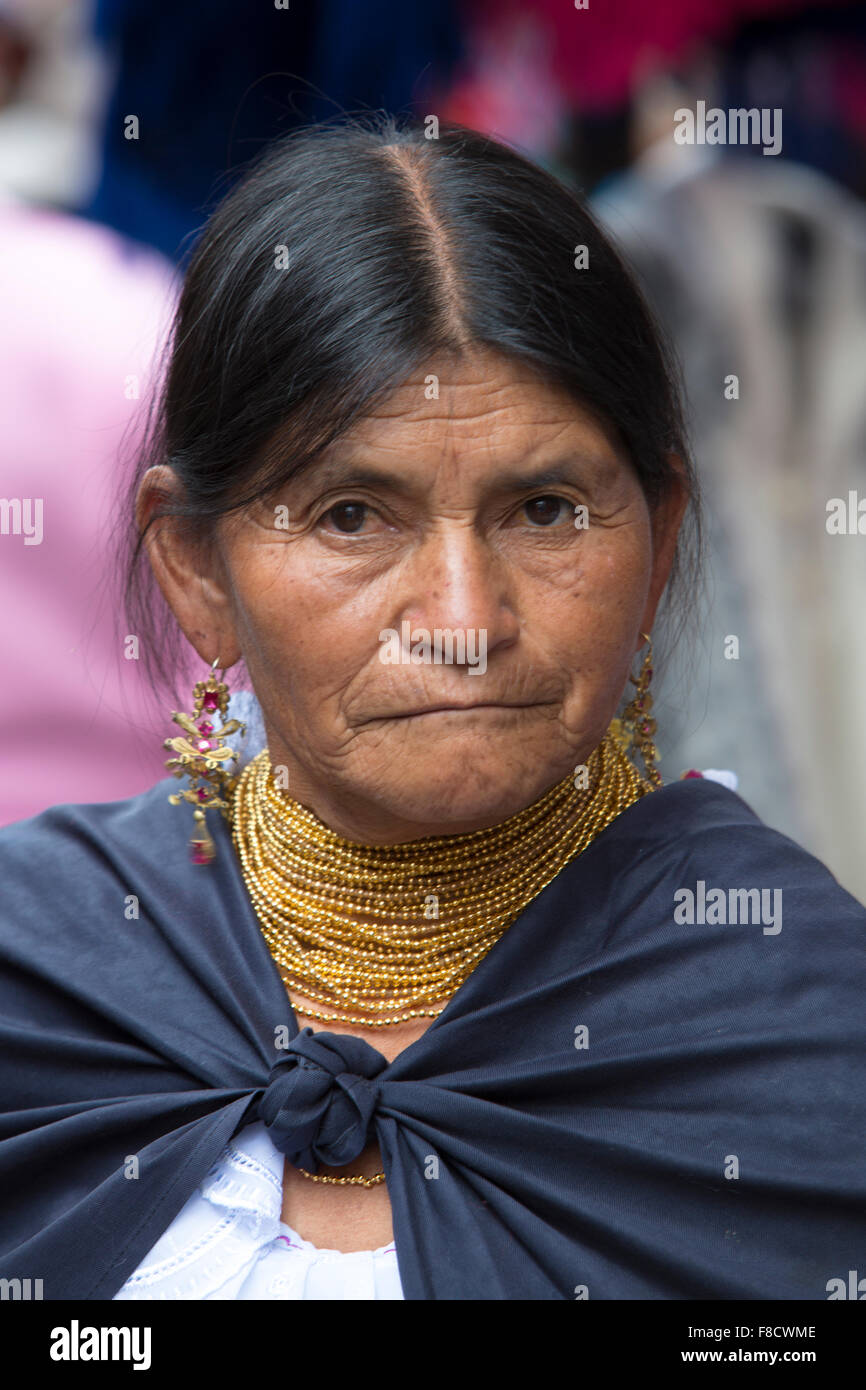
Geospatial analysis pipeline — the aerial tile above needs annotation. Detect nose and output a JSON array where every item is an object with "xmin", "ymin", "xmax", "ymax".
[{"xmin": 399, "ymin": 522, "xmax": 520, "ymax": 662}]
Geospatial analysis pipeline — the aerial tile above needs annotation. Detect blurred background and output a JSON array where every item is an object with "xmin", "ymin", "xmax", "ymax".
[{"xmin": 0, "ymin": 0, "xmax": 864, "ymax": 901}]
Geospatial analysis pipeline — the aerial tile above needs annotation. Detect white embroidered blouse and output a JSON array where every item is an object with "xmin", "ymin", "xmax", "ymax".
[{"xmin": 113, "ymin": 1122, "xmax": 404, "ymax": 1301}]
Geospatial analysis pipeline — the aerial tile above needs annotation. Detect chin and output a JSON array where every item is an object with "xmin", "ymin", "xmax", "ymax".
[{"xmin": 364, "ymin": 737, "xmax": 570, "ymax": 838}]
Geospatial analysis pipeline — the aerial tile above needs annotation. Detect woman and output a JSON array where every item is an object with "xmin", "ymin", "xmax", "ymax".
[{"xmin": 1, "ymin": 116, "xmax": 864, "ymax": 1302}]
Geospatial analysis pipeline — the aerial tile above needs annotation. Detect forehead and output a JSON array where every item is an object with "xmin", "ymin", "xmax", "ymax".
[{"xmin": 323, "ymin": 346, "xmax": 623, "ymax": 464}]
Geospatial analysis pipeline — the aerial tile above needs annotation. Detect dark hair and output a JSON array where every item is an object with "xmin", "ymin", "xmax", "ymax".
[{"xmin": 120, "ymin": 112, "xmax": 704, "ymax": 704}]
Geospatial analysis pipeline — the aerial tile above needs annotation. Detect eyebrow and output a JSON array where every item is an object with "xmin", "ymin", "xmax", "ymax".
[{"xmin": 300, "ymin": 455, "xmax": 608, "ymax": 495}]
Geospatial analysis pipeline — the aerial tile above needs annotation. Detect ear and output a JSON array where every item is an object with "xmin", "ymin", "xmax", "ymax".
[
  {"xmin": 638, "ymin": 454, "xmax": 691, "ymax": 642},
  {"xmin": 135, "ymin": 466, "xmax": 242, "ymax": 669}
]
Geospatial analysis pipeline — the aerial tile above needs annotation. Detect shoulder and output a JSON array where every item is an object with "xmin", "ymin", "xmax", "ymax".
[
  {"xmin": 0, "ymin": 776, "xmax": 239, "ymax": 961},
  {"xmin": 588, "ymin": 776, "xmax": 866, "ymax": 997},
  {"xmin": 0, "ymin": 774, "xmax": 283, "ymax": 1084},
  {"xmin": 0, "ymin": 777, "xmax": 182, "ymax": 905},
  {"xmin": 604, "ymin": 775, "xmax": 860, "ymax": 907},
  {"xmin": 495, "ymin": 776, "xmax": 866, "ymax": 1105},
  {"xmin": 543, "ymin": 774, "xmax": 866, "ymax": 967}
]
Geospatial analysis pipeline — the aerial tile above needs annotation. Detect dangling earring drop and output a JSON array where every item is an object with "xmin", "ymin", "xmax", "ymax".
[
  {"xmin": 610, "ymin": 632, "xmax": 662, "ymax": 789},
  {"xmin": 164, "ymin": 657, "xmax": 247, "ymax": 863}
]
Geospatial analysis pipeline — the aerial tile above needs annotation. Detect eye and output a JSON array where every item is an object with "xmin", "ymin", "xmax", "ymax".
[
  {"xmin": 324, "ymin": 501, "xmax": 368, "ymax": 533},
  {"xmin": 523, "ymin": 495, "xmax": 568, "ymax": 526}
]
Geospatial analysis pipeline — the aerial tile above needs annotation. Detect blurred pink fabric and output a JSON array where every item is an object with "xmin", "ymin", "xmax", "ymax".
[
  {"xmin": 465, "ymin": 0, "xmax": 844, "ymax": 110},
  {"xmin": 0, "ymin": 204, "xmax": 177, "ymax": 824}
]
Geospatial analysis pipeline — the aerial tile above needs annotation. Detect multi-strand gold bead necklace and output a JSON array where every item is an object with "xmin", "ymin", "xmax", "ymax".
[
  {"xmin": 230, "ymin": 725, "xmax": 652, "ymax": 1185},
  {"xmin": 231, "ymin": 728, "xmax": 650, "ymax": 1028}
]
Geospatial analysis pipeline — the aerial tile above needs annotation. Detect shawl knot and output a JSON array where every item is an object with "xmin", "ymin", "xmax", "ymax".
[{"xmin": 259, "ymin": 1027, "xmax": 389, "ymax": 1170}]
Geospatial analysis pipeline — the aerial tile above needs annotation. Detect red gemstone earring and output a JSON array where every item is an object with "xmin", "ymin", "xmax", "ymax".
[
  {"xmin": 612, "ymin": 631, "xmax": 662, "ymax": 789},
  {"xmin": 164, "ymin": 657, "xmax": 247, "ymax": 863}
]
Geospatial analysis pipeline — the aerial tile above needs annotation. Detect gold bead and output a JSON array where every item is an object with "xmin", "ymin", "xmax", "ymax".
[
  {"xmin": 229, "ymin": 731, "xmax": 654, "ymax": 1032},
  {"xmin": 295, "ymin": 1167, "xmax": 386, "ymax": 1186}
]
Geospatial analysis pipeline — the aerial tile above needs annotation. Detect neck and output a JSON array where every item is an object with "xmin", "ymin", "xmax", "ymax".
[
  {"xmin": 255, "ymin": 731, "xmax": 623, "ymax": 846},
  {"xmin": 228, "ymin": 728, "xmax": 651, "ymax": 1026}
]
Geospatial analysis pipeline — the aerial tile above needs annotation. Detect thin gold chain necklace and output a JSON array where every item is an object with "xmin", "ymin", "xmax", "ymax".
[{"xmin": 230, "ymin": 727, "xmax": 652, "ymax": 1185}]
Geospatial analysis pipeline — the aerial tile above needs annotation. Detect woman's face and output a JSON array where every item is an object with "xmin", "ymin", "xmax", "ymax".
[{"xmin": 144, "ymin": 346, "xmax": 689, "ymax": 843}]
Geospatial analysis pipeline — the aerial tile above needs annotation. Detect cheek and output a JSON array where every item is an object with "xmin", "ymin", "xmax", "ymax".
[
  {"xmin": 542, "ymin": 528, "xmax": 651, "ymax": 647},
  {"xmin": 230, "ymin": 551, "xmax": 376, "ymax": 708},
  {"xmin": 548, "ymin": 532, "xmax": 652, "ymax": 714},
  {"xmin": 589, "ymin": 540, "xmax": 650, "ymax": 625}
]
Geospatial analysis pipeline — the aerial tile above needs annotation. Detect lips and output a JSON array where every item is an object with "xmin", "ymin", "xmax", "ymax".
[{"xmin": 394, "ymin": 702, "xmax": 537, "ymax": 718}]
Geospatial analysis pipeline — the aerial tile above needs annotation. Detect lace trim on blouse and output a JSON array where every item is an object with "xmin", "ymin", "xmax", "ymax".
[{"xmin": 113, "ymin": 1122, "xmax": 403, "ymax": 1300}]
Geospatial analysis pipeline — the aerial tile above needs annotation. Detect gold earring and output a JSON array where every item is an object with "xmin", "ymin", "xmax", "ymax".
[
  {"xmin": 610, "ymin": 632, "xmax": 662, "ymax": 788},
  {"xmin": 164, "ymin": 657, "xmax": 247, "ymax": 863}
]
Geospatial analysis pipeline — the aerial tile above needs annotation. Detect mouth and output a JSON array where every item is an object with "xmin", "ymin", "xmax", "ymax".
[{"xmin": 391, "ymin": 701, "xmax": 543, "ymax": 719}]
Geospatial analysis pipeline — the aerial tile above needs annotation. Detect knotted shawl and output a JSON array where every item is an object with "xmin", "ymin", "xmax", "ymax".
[{"xmin": 0, "ymin": 775, "xmax": 864, "ymax": 1299}]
